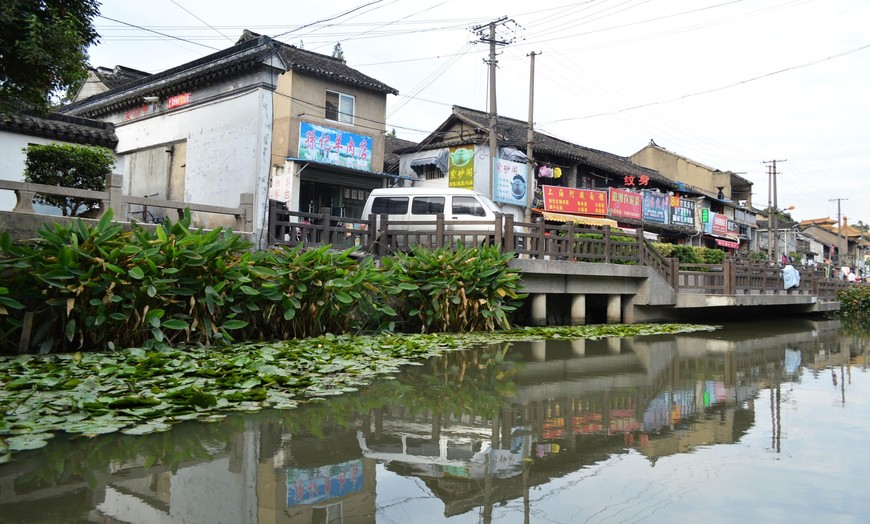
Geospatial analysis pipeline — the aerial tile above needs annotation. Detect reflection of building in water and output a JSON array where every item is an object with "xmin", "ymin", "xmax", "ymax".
[{"xmin": 0, "ymin": 320, "xmax": 849, "ymax": 522}]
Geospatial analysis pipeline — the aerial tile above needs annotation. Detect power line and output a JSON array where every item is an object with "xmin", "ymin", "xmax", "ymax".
[{"xmin": 97, "ymin": 15, "xmax": 221, "ymax": 51}]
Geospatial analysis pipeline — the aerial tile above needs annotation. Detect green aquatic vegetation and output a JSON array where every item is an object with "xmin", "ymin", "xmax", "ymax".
[
  {"xmin": 0, "ymin": 323, "xmax": 711, "ymax": 463},
  {"xmin": 383, "ymin": 243, "xmax": 527, "ymax": 333}
]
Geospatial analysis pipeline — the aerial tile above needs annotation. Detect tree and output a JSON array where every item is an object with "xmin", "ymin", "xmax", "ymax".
[
  {"xmin": 332, "ymin": 43, "xmax": 344, "ymax": 61},
  {"xmin": 23, "ymin": 143, "xmax": 115, "ymax": 217},
  {"xmin": 0, "ymin": 0, "xmax": 101, "ymax": 113}
]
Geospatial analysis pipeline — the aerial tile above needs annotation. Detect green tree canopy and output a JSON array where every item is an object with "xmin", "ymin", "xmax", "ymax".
[
  {"xmin": 23, "ymin": 143, "xmax": 115, "ymax": 216},
  {"xmin": 0, "ymin": 0, "xmax": 101, "ymax": 113}
]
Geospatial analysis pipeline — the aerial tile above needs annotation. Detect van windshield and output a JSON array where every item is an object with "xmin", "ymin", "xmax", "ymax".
[{"xmin": 478, "ymin": 195, "xmax": 502, "ymax": 213}]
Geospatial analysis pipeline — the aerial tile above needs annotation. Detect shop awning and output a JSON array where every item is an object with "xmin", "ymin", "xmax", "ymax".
[
  {"xmin": 408, "ymin": 150, "xmax": 449, "ymax": 175},
  {"xmin": 542, "ymin": 211, "xmax": 618, "ymax": 227},
  {"xmin": 715, "ymin": 238, "xmax": 740, "ymax": 249}
]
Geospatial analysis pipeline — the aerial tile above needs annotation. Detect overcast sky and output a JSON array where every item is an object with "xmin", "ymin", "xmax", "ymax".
[{"xmin": 87, "ymin": 0, "xmax": 870, "ymax": 223}]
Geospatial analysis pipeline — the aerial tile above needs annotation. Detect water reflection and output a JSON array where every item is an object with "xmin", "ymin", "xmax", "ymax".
[{"xmin": 2, "ymin": 318, "xmax": 868, "ymax": 523}]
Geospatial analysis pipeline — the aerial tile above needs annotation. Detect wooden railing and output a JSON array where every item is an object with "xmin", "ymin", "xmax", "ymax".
[
  {"xmin": 0, "ymin": 174, "xmax": 254, "ymax": 231},
  {"xmin": 268, "ymin": 201, "xmax": 641, "ymax": 262}
]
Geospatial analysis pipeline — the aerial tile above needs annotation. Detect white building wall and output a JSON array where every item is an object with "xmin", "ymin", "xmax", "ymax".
[
  {"xmin": 114, "ymin": 89, "xmax": 273, "ymax": 243},
  {"xmin": 0, "ymin": 130, "xmax": 118, "ymax": 212}
]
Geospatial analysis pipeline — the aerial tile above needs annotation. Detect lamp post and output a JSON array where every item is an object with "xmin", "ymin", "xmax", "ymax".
[{"xmin": 770, "ymin": 205, "xmax": 795, "ymax": 262}]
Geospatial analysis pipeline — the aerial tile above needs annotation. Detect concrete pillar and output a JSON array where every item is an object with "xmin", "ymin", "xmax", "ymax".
[
  {"xmin": 571, "ymin": 339, "xmax": 586, "ymax": 356},
  {"xmin": 621, "ymin": 296, "xmax": 635, "ymax": 324},
  {"xmin": 570, "ymin": 294, "xmax": 586, "ymax": 325},
  {"xmin": 530, "ymin": 293, "xmax": 547, "ymax": 326},
  {"xmin": 606, "ymin": 294, "xmax": 621, "ymax": 324}
]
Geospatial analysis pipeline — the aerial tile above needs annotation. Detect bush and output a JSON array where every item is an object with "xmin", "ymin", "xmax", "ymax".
[
  {"xmin": 23, "ymin": 143, "xmax": 115, "ymax": 217},
  {"xmin": 651, "ymin": 242, "xmax": 727, "ymax": 265},
  {"xmin": 837, "ymin": 286, "xmax": 870, "ymax": 323},
  {"xmin": 0, "ymin": 214, "xmax": 528, "ymax": 353},
  {"xmin": 382, "ymin": 243, "xmax": 527, "ymax": 333}
]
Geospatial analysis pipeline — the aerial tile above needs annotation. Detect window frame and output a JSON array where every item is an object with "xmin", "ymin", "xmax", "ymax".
[{"xmin": 325, "ymin": 90, "xmax": 355, "ymax": 125}]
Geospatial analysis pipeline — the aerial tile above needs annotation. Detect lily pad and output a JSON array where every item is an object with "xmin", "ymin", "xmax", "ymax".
[{"xmin": 6, "ymin": 433, "xmax": 54, "ymax": 451}]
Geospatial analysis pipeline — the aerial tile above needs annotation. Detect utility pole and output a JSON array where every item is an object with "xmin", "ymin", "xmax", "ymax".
[
  {"xmin": 473, "ymin": 17, "xmax": 514, "ymax": 200},
  {"xmin": 764, "ymin": 159, "xmax": 786, "ymax": 261},
  {"xmin": 830, "ymin": 197, "xmax": 848, "ymax": 266},
  {"xmin": 525, "ymin": 51, "xmax": 540, "ymax": 223}
]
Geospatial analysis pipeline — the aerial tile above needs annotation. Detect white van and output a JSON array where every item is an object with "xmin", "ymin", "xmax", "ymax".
[{"xmin": 361, "ymin": 187, "xmax": 520, "ymax": 249}]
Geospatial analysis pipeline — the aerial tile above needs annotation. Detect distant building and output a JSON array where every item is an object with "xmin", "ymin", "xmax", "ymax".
[{"xmin": 630, "ymin": 140, "xmax": 756, "ymax": 253}]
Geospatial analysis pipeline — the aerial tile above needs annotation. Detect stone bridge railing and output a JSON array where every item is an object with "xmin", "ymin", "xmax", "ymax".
[{"xmin": 0, "ymin": 174, "xmax": 254, "ymax": 233}]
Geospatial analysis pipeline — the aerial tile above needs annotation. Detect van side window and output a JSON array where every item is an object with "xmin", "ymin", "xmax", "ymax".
[
  {"xmin": 411, "ymin": 197, "xmax": 445, "ymax": 215},
  {"xmin": 452, "ymin": 196, "xmax": 486, "ymax": 217},
  {"xmin": 370, "ymin": 197, "xmax": 408, "ymax": 215}
]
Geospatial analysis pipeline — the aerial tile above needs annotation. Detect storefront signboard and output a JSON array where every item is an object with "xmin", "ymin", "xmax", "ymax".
[
  {"xmin": 448, "ymin": 146, "xmax": 475, "ymax": 189},
  {"xmin": 493, "ymin": 158, "xmax": 528, "ymax": 205},
  {"xmin": 542, "ymin": 186, "xmax": 607, "ymax": 215},
  {"xmin": 298, "ymin": 122, "xmax": 372, "ymax": 172},
  {"xmin": 642, "ymin": 191, "xmax": 669, "ymax": 224},
  {"xmin": 609, "ymin": 188, "xmax": 643, "ymax": 220}
]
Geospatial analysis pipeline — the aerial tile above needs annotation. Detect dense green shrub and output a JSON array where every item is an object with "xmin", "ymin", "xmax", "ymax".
[
  {"xmin": 23, "ymin": 143, "xmax": 115, "ymax": 217},
  {"xmin": 0, "ymin": 212, "xmax": 528, "ymax": 353},
  {"xmin": 837, "ymin": 286, "xmax": 870, "ymax": 324},
  {"xmin": 569, "ymin": 232, "xmax": 638, "ymax": 264},
  {"xmin": 699, "ymin": 247, "xmax": 726, "ymax": 264},
  {"xmin": 651, "ymin": 242, "xmax": 727, "ymax": 266},
  {"xmin": 382, "ymin": 244, "xmax": 527, "ymax": 333}
]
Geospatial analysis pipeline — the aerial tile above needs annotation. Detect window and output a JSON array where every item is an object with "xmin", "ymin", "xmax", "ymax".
[
  {"xmin": 325, "ymin": 90, "xmax": 354, "ymax": 124},
  {"xmin": 411, "ymin": 197, "xmax": 445, "ymax": 215},
  {"xmin": 452, "ymin": 196, "xmax": 486, "ymax": 217},
  {"xmin": 371, "ymin": 196, "xmax": 408, "ymax": 214}
]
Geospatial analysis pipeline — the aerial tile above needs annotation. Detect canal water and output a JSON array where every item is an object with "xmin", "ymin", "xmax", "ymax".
[{"xmin": 2, "ymin": 318, "xmax": 869, "ymax": 523}]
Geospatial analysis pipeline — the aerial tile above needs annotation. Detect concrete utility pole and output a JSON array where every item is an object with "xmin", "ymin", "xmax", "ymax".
[
  {"xmin": 472, "ymin": 17, "xmax": 514, "ymax": 200},
  {"xmin": 764, "ymin": 159, "xmax": 786, "ymax": 261},
  {"xmin": 525, "ymin": 51, "xmax": 540, "ymax": 222},
  {"xmin": 830, "ymin": 197, "xmax": 848, "ymax": 266}
]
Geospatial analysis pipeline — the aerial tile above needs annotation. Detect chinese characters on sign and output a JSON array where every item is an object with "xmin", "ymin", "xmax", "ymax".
[
  {"xmin": 608, "ymin": 188, "xmax": 643, "ymax": 220},
  {"xmin": 670, "ymin": 195, "xmax": 695, "ymax": 226},
  {"xmin": 494, "ymin": 158, "xmax": 529, "ymax": 205},
  {"xmin": 298, "ymin": 122, "xmax": 372, "ymax": 172},
  {"xmin": 167, "ymin": 93, "xmax": 191, "ymax": 109},
  {"xmin": 642, "ymin": 191, "xmax": 670, "ymax": 224},
  {"xmin": 542, "ymin": 186, "xmax": 608, "ymax": 215},
  {"xmin": 123, "ymin": 105, "xmax": 155, "ymax": 122},
  {"xmin": 448, "ymin": 146, "xmax": 475, "ymax": 189},
  {"xmin": 623, "ymin": 174, "xmax": 650, "ymax": 187}
]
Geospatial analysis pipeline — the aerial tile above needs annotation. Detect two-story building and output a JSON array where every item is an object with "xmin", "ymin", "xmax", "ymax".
[
  {"xmin": 630, "ymin": 140, "xmax": 756, "ymax": 254},
  {"xmin": 59, "ymin": 31, "xmax": 397, "ymax": 248}
]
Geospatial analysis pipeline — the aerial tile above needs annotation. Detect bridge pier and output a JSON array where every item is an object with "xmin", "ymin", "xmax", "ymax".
[
  {"xmin": 530, "ymin": 293, "xmax": 547, "ymax": 326},
  {"xmin": 571, "ymin": 294, "xmax": 586, "ymax": 325},
  {"xmin": 606, "ymin": 295, "xmax": 621, "ymax": 324}
]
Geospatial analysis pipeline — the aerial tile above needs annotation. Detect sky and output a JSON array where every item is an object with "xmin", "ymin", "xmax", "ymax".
[{"xmin": 85, "ymin": 0, "xmax": 870, "ymax": 223}]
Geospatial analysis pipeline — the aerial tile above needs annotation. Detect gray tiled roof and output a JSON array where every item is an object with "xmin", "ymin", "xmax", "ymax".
[
  {"xmin": 0, "ymin": 112, "xmax": 117, "ymax": 148},
  {"xmin": 60, "ymin": 32, "xmax": 397, "ymax": 117},
  {"xmin": 93, "ymin": 65, "xmax": 151, "ymax": 89},
  {"xmin": 384, "ymin": 135, "xmax": 417, "ymax": 173}
]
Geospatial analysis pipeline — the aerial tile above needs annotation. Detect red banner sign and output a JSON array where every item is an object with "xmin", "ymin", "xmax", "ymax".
[
  {"xmin": 716, "ymin": 239, "xmax": 739, "ymax": 249},
  {"xmin": 167, "ymin": 93, "xmax": 191, "ymax": 109},
  {"xmin": 542, "ymin": 186, "xmax": 607, "ymax": 215},
  {"xmin": 608, "ymin": 188, "xmax": 643, "ymax": 220}
]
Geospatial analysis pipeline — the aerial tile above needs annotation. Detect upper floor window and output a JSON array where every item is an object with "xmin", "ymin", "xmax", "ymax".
[{"xmin": 325, "ymin": 90, "xmax": 354, "ymax": 124}]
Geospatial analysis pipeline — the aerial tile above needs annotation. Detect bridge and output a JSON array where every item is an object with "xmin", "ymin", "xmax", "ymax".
[
  {"xmin": 0, "ymin": 179, "xmax": 846, "ymax": 326},
  {"xmin": 266, "ymin": 202, "xmax": 844, "ymax": 325}
]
